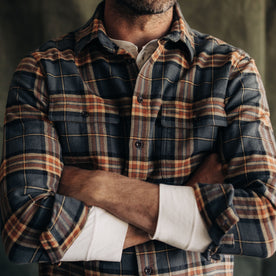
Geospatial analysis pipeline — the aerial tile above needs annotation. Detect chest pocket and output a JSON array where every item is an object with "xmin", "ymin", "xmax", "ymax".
[
  {"xmin": 48, "ymin": 96, "xmax": 123, "ymax": 168},
  {"xmin": 159, "ymin": 102, "xmax": 227, "ymax": 184}
]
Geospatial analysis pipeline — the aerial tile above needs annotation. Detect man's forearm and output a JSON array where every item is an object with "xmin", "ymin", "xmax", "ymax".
[
  {"xmin": 59, "ymin": 167, "xmax": 159, "ymax": 235},
  {"xmin": 59, "ymin": 154, "xmax": 225, "ymax": 237},
  {"xmin": 93, "ymin": 171, "xmax": 159, "ymax": 235}
]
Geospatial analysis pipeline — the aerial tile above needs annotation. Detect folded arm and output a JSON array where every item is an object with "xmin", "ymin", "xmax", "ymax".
[
  {"xmin": 59, "ymin": 153, "xmax": 224, "ymax": 255},
  {"xmin": 60, "ymin": 55, "xmax": 276, "ymax": 260},
  {"xmin": 0, "ymin": 56, "xmax": 89, "ymax": 264},
  {"xmin": 193, "ymin": 55, "xmax": 276, "ymax": 259}
]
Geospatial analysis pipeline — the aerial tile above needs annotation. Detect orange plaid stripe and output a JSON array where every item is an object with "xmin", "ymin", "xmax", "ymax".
[{"xmin": 1, "ymin": 1, "xmax": 276, "ymax": 275}]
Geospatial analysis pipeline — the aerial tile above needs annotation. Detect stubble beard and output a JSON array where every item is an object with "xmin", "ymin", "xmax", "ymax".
[{"xmin": 115, "ymin": 0, "xmax": 178, "ymax": 15}]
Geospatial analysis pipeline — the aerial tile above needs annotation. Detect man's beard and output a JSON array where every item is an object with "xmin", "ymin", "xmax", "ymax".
[{"xmin": 115, "ymin": 0, "xmax": 178, "ymax": 15}]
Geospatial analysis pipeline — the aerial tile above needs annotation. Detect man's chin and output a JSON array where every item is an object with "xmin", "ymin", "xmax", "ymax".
[{"xmin": 116, "ymin": 0, "xmax": 176, "ymax": 16}]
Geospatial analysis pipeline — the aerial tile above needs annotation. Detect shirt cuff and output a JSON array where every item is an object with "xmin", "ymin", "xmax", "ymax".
[
  {"xmin": 151, "ymin": 184, "xmax": 212, "ymax": 252},
  {"xmin": 61, "ymin": 206, "xmax": 128, "ymax": 262}
]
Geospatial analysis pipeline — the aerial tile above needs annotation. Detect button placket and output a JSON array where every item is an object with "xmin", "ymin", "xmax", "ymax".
[{"xmin": 128, "ymin": 51, "xmax": 160, "ymax": 178}]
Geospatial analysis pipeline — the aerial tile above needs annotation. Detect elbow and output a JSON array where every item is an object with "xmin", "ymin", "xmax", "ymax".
[
  {"xmin": 0, "ymin": 217, "xmax": 27, "ymax": 264},
  {"xmin": 2, "ymin": 235, "xmax": 51, "ymax": 264},
  {"xmin": 259, "ymin": 244, "xmax": 276, "ymax": 259},
  {"xmin": 254, "ymin": 220, "xmax": 276, "ymax": 259},
  {"xmin": 262, "ymin": 205, "xmax": 276, "ymax": 258},
  {"xmin": 3, "ymin": 238, "xmax": 49, "ymax": 264},
  {"xmin": 7, "ymin": 253, "xmax": 29, "ymax": 265},
  {"xmin": 4, "ymin": 245, "xmax": 32, "ymax": 264},
  {"xmin": 1, "ymin": 232, "xmax": 35, "ymax": 264},
  {"xmin": 263, "ymin": 235, "xmax": 276, "ymax": 259},
  {"xmin": 249, "ymin": 193, "xmax": 276, "ymax": 258},
  {"xmin": 252, "ymin": 215, "xmax": 276, "ymax": 258}
]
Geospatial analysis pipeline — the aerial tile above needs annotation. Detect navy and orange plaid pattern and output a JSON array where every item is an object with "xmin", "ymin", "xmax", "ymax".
[{"xmin": 1, "ymin": 2, "xmax": 276, "ymax": 275}]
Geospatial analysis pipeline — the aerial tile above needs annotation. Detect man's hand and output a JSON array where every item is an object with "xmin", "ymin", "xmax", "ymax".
[{"xmin": 187, "ymin": 153, "xmax": 226, "ymax": 187}]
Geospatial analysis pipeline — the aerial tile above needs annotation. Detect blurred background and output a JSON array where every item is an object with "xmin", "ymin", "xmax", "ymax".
[{"xmin": 0, "ymin": 0, "xmax": 276, "ymax": 275}]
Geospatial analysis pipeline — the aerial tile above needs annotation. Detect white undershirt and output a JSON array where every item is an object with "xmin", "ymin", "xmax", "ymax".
[{"xmin": 61, "ymin": 39, "xmax": 212, "ymax": 262}]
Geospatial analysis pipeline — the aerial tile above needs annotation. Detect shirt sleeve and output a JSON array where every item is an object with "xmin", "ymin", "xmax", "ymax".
[
  {"xmin": 193, "ymin": 53, "xmax": 276, "ymax": 259},
  {"xmin": 0, "ymin": 55, "xmax": 89, "ymax": 264},
  {"xmin": 151, "ymin": 185, "xmax": 211, "ymax": 252},
  {"xmin": 61, "ymin": 207, "xmax": 128, "ymax": 262}
]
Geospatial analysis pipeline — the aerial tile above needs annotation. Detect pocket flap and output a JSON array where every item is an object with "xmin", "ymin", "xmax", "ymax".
[
  {"xmin": 48, "ymin": 95, "xmax": 121, "ymax": 124},
  {"xmin": 48, "ymin": 111, "xmax": 121, "ymax": 124},
  {"xmin": 161, "ymin": 99, "xmax": 227, "ymax": 128}
]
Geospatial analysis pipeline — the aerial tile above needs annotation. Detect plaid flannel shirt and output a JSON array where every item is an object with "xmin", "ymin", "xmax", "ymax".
[{"xmin": 1, "ymin": 2, "xmax": 276, "ymax": 275}]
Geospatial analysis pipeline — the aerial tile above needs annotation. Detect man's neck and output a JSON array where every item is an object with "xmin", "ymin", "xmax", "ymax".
[{"xmin": 104, "ymin": 0, "xmax": 174, "ymax": 50}]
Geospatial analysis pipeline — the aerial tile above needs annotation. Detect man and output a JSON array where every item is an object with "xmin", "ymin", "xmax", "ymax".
[{"xmin": 1, "ymin": 0, "xmax": 276, "ymax": 275}]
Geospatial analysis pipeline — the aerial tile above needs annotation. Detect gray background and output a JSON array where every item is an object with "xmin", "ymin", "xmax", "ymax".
[{"xmin": 0, "ymin": 0, "xmax": 275, "ymax": 275}]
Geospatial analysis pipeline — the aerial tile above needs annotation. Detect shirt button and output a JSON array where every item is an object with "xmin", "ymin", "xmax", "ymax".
[
  {"xmin": 137, "ymin": 95, "xmax": 143, "ymax": 103},
  {"xmin": 81, "ymin": 111, "xmax": 89, "ymax": 118},
  {"xmin": 135, "ymin": 140, "xmax": 143, "ymax": 149},
  {"xmin": 144, "ymin": 266, "xmax": 152, "ymax": 275}
]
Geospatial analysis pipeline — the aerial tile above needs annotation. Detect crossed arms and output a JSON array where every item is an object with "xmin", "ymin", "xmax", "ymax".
[
  {"xmin": 58, "ymin": 154, "xmax": 225, "ymax": 250},
  {"xmin": 1, "ymin": 53, "xmax": 276, "ymax": 264}
]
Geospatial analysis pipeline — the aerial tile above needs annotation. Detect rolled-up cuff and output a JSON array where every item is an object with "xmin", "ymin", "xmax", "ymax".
[
  {"xmin": 62, "ymin": 207, "xmax": 128, "ymax": 262},
  {"xmin": 151, "ymin": 184, "xmax": 211, "ymax": 252}
]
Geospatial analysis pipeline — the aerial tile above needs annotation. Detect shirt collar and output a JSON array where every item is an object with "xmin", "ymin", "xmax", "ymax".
[
  {"xmin": 163, "ymin": 3, "xmax": 195, "ymax": 63},
  {"xmin": 74, "ymin": 1, "xmax": 195, "ymax": 63}
]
